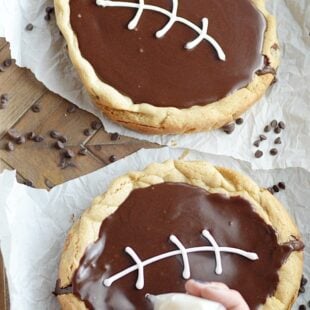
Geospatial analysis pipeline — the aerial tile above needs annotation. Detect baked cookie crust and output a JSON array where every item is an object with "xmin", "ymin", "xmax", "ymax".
[
  {"xmin": 54, "ymin": 0, "xmax": 280, "ymax": 134},
  {"xmin": 57, "ymin": 160, "xmax": 302, "ymax": 309}
]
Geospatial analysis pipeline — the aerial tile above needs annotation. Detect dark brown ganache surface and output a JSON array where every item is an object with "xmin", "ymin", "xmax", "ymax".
[
  {"xmin": 69, "ymin": 0, "xmax": 266, "ymax": 108},
  {"xmin": 71, "ymin": 182, "xmax": 299, "ymax": 309}
]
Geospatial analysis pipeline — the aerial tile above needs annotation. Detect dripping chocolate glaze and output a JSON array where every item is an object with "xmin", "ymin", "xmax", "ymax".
[
  {"xmin": 70, "ymin": 183, "xmax": 302, "ymax": 309},
  {"xmin": 69, "ymin": 0, "xmax": 266, "ymax": 108}
]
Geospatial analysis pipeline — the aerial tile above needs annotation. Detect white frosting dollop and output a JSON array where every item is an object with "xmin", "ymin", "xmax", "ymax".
[{"xmin": 147, "ymin": 293, "xmax": 226, "ymax": 310}]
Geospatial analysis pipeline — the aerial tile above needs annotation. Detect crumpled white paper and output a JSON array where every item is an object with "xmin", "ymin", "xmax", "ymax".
[
  {"xmin": 0, "ymin": 147, "xmax": 309, "ymax": 310},
  {"xmin": 0, "ymin": 0, "xmax": 309, "ymax": 171}
]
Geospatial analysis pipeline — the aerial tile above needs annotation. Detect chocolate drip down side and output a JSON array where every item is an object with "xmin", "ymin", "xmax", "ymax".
[
  {"xmin": 69, "ymin": 0, "xmax": 266, "ymax": 108},
  {"xmin": 69, "ymin": 183, "xmax": 302, "ymax": 309}
]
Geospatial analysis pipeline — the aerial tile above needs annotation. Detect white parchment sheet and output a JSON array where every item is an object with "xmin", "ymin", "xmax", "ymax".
[
  {"xmin": 0, "ymin": 0, "xmax": 309, "ymax": 171},
  {"xmin": 0, "ymin": 148, "xmax": 309, "ymax": 309}
]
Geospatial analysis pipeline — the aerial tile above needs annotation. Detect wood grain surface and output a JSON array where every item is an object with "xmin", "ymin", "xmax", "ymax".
[{"xmin": 0, "ymin": 38, "xmax": 158, "ymax": 309}]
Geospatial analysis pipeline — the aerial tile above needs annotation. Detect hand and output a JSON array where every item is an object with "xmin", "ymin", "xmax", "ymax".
[{"xmin": 185, "ymin": 280, "xmax": 249, "ymax": 310}]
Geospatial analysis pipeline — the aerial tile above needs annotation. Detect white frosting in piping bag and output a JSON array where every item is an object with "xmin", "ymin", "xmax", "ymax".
[{"xmin": 96, "ymin": 0, "xmax": 226, "ymax": 61}]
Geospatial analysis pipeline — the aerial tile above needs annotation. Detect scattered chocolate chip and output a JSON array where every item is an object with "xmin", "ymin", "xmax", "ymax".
[
  {"xmin": 299, "ymin": 305, "xmax": 306, "ymax": 310},
  {"xmin": 278, "ymin": 182, "xmax": 286, "ymax": 190},
  {"xmin": 253, "ymin": 140, "xmax": 260, "ymax": 147},
  {"xmin": 6, "ymin": 141, "xmax": 15, "ymax": 151},
  {"xmin": 267, "ymin": 187, "xmax": 274, "ymax": 194},
  {"xmin": 110, "ymin": 132, "xmax": 120, "ymax": 141},
  {"xmin": 235, "ymin": 118, "xmax": 244, "ymax": 125},
  {"xmin": 259, "ymin": 134, "xmax": 267, "ymax": 141},
  {"xmin": 274, "ymin": 137, "xmax": 282, "ymax": 145},
  {"xmin": 45, "ymin": 6, "xmax": 54, "ymax": 14},
  {"xmin": 66, "ymin": 104, "xmax": 77, "ymax": 113},
  {"xmin": 272, "ymin": 185, "xmax": 280, "ymax": 193},
  {"xmin": 50, "ymin": 130, "xmax": 62, "ymax": 139},
  {"xmin": 27, "ymin": 131, "xmax": 36, "ymax": 140},
  {"xmin": 299, "ymin": 287, "xmax": 306, "ymax": 295},
  {"xmin": 23, "ymin": 179, "xmax": 34, "ymax": 187},
  {"xmin": 264, "ymin": 125, "xmax": 271, "ymax": 133},
  {"xmin": 54, "ymin": 140, "xmax": 65, "ymax": 150},
  {"xmin": 44, "ymin": 178, "xmax": 55, "ymax": 189},
  {"xmin": 3, "ymin": 58, "xmax": 12, "ymax": 67},
  {"xmin": 31, "ymin": 103, "xmax": 40, "ymax": 113},
  {"xmin": 25, "ymin": 23, "xmax": 34, "ymax": 31},
  {"xmin": 270, "ymin": 120, "xmax": 278, "ymax": 128},
  {"xmin": 255, "ymin": 150, "xmax": 263, "ymax": 158},
  {"xmin": 44, "ymin": 14, "xmax": 51, "ymax": 21},
  {"xmin": 64, "ymin": 149, "xmax": 75, "ymax": 158},
  {"xmin": 91, "ymin": 120, "xmax": 103, "ymax": 130},
  {"xmin": 59, "ymin": 135, "xmax": 68, "ymax": 144},
  {"xmin": 78, "ymin": 145, "xmax": 88, "ymax": 156},
  {"xmin": 301, "ymin": 275, "xmax": 308, "ymax": 287},
  {"xmin": 274, "ymin": 127, "xmax": 281, "ymax": 134},
  {"xmin": 222, "ymin": 123, "xmax": 235, "ymax": 134},
  {"xmin": 109, "ymin": 155, "xmax": 117, "ymax": 163},
  {"xmin": 34, "ymin": 135, "xmax": 44, "ymax": 142},
  {"xmin": 83, "ymin": 128, "xmax": 93, "ymax": 137},
  {"xmin": 7, "ymin": 128, "xmax": 21, "ymax": 140},
  {"xmin": 16, "ymin": 136, "xmax": 26, "ymax": 145},
  {"xmin": 278, "ymin": 121, "xmax": 286, "ymax": 129},
  {"xmin": 270, "ymin": 148, "xmax": 278, "ymax": 156}
]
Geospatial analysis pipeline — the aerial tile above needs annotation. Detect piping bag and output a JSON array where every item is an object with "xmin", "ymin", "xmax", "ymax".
[{"xmin": 146, "ymin": 293, "xmax": 226, "ymax": 310}]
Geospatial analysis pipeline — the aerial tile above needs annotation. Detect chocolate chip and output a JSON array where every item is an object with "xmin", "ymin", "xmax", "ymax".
[
  {"xmin": 27, "ymin": 131, "xmax": 36, "ymax": 140},
  {"xmin": 54, "ymin": 140, "xmax": 65, "ymax": 150},
  {"xmin": 274, "ymin": 127, "xmax": 281, "ymax": 134},
  {"xmin": 255, "ymin": 150, "xmax": 263, "ymax": 158},
  {"xmin": 67, "ymin": 104, "xmax": 77, "ymax": 113},
  {"xmin": 1, "ymin": 93, "xmax": 9, "ymax": 103},
  {"xmin": 110, "ymin": 132, "xmax": 120, "ymax": 141},
  {"xmin": 23, "ymin": 179, "xmax": 34, "ymax": 187},
  {"xmin": 264, "ymin": 125, "xmax": 271, "ymax": 133},
  {"xmin": 222, "ymin": 123, "xmax": 235, "ymax": 134},
  {"xmin": 253, "ymin": 140, "xmax": 260, "ymax": 147},
  {"xmin": 3, "ymin": 58, "xmax": 12, "ymax": 67},
  {"xmin": 64, "ymin": 149, "xmax": 75, "ymax": 158},
  {"xmin": 270, "ymin": 148, "xmax": 278, "ymax": 156},
  {"xmin": 83, "ymin": 128, "xmax": 93, "ymax": 137},
  {"xmin": 270, "ymin": 120, "xmax": 278, "ymax": 128},
  {"xmin": 6, "ymin": 141, "xmax": 15, "ymax": 151},
  {"xmin": 7, "ymin": 128, "xmax": 21, "ymax": 140},
  {"xmin": 31, "ymin": 103, "xmax": 40, "ymax": 113},
  {"xmin": 50, "ymin": 130, "xmax": 62, "ymax": 139},
  {"xmin": 44, "ymin": 178, "xmax": 54, "ymax": 189},
  {"xmin": 278, "ymin": 182, "xmax": 286, "ymax": 190},
  {"xmin": 299, "ymin": 287, "xmax": 306, "ymax": 294},
  {"xmin": 78, "ymin": 145, "xmax": 88, "ymax": 156},
  {"xmin": 301, "ymin": 275, "xmax": 308, "ymax": 287},
  {"xmin": 272, "ymin": 185, "xmax": 280, "ymax": 193},
  {"xmin": 91, "ymin": 120, "xmax": 103, "ymax": 130},
  {"xmin": 299, "ymin": 305, "xmax": 306, "ymax": 310},
  {"xmin": 45, "ymin": 6, "xmax": 54, "ymax": 14},
  {"xmin": 44, "ymin": 14, "xmax": 51, "ymax": 21},
  {"xmin": 235, "ymin": 118, "xmax": 244, "ymax": 125},
  {"xmin": 25, "ymin": 23, "xmax": 34, "ymax": 31},
  {"xmin": 274, "ymin": 137, "xmax": 282, "ymax": 145},
  {"xmin": 267, "ymin": 187, "xmax": 274, "ymax": 194},
  {"xmin": 278, "ymin": 121, "xmax": 286, "ymax": 129},
  {"xmin": 16, "ymin": 136, "xmax": 26, "ymax": 145},
  {"xmin": 109, "ymin": 155, "xmax": 117, "ymax": 163},
  {"xmin": 259, "ymin": 135, "xmax": 267, "ymax": 141},
  {"xmin": 34, "ymin": 135, "xmax": 44, "ymax": 142},
  {"xmin": 58, "ymin": 135, "xmax": 68, "ymax": 143}
]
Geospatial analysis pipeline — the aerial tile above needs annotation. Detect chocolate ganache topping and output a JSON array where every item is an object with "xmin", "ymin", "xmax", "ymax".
[
  {"xmin": 70, "ymin": 0, "xmax": 266, "ymax": 108},
  {"xmin": 71, "ymin": 183, "xmax": 300, "ymax": 309}
]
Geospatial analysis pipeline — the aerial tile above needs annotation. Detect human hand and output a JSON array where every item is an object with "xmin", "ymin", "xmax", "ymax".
[{"xmin": 185, "ymin": 280, "xmax": 249, "ymax": 310}]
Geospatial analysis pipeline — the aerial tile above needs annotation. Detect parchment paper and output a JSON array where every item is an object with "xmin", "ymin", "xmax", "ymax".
[
  {"xmin": 0, "ymin": 147, "xmax": 309, "ymax": 310},
  {"xmin": 0, "ymin": 0, "xmax": 309, "ymax": 171}
]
